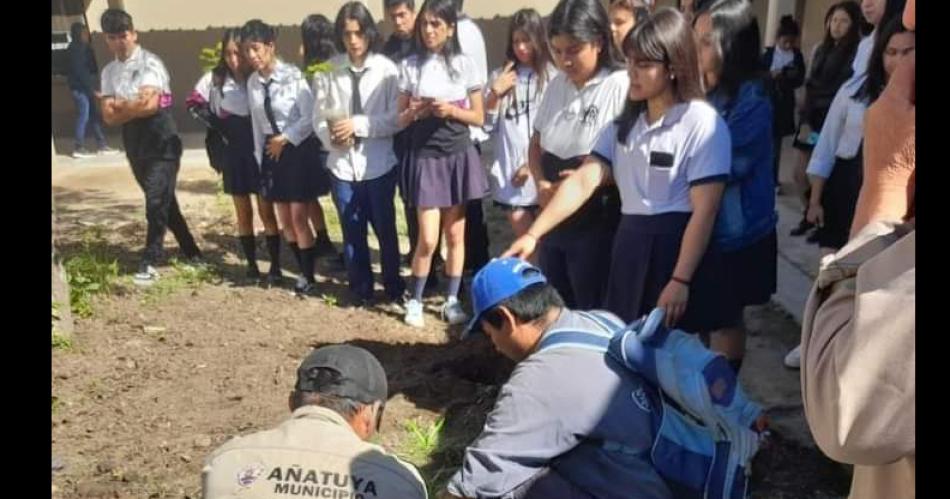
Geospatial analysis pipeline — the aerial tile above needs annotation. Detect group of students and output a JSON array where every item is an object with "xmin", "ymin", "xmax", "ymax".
[
  {"xmin": 182, "ymin": 0, "xmax": 496, "ymax": 327},
  {"xmin": 755, "ymin": 0, "xmax": 914, "ymax": 366},
  {"xmin": 184, "ymin": 0, "xmax": 775, "ymax": 368},
  {"xmin": 96, "ymin": 0, "xmax": 912, "ymax": 367}
]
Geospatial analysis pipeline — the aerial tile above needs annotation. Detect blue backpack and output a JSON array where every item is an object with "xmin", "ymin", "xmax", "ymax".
[{"xmin": 537, "ymin": 308, "xmax": 765, "ymax": 499}]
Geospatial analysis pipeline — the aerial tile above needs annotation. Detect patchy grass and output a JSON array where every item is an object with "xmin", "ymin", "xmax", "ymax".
[
  {"xmin": 52, "ymin": 330, "xmax": 73, "ymax": 350},
  {"xmin": 141, "ymin": 259, "xmax": 220, "ymax": 304},
  {"xmin": 63, "ymin": 227, "xmax": 120, "ymax": 318}
]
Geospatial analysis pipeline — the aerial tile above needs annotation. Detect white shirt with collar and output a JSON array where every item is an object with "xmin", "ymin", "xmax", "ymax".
[
  {"xmin": 457, "ymin": 16, "xmax": 490, "ymax": 144},
  {"xmin": 246, "ymin": 60, "xmax": 314, "ymax": 165},
  {"xmin": 101, "ymin": 45, "xmax": 173, "ymax": 107},
  {"xmin": 313, "ymin": 53, "xmax": 402, "ymax": 182},
  {"xmin": 591, "ymin": 100, "xmax": 732, "ymax": 215},
  {"xmin": 807, "ymin": 32, "xmax": 874, "ymax": 179},
  {"xmin": 806, "ymin": 87, "xmax": 867, "ymax": 179},
  {"xmin": 534, "ymin": 68, "xmax": 629, "ymax": 160},
  {"xmin": 839, "ymin": 33, "xmax": 875, "ymax": 95},
  {"xmin": 398, "ymin": 52, "xmax": 484, "ymax": 105},
  {"xmin": 193, "ymin": 72, "xmax": 250, "ymax": 118}
]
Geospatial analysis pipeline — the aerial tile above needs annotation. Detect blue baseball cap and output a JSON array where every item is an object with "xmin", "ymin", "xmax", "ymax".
[{"xmin": 463, "ymin": 257, "xmax": 548, "ymax": 338}]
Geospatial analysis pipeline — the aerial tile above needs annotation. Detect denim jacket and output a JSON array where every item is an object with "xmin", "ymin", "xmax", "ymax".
[{"xmin": 709, "ymin": 80, "xmax": 778, "ymax": 252}]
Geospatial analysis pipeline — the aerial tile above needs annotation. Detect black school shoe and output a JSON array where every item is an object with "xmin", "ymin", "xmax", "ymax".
[
  {"xmin": 294, "ymin": 276, "xmax": 318, "ymax": 297},
  {"xmin": 789, "ymin": 218, "xmax": 815, "ymax": 237},
  {"xmin": 264, "ymin": 268, "xmax": 283, "ymax": 288}
]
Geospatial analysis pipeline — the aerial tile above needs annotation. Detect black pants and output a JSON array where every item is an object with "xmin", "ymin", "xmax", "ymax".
[
  {"xmin": 464, "ymin": 141, "xmax": 491, "ymax": 273},
  {"xmin": 129, "ymin": 158, "xmax": 199, "ymax": 264},
  {"xmin": 464, "ymin": 199, "xmax": 490, "ymax": 273}
]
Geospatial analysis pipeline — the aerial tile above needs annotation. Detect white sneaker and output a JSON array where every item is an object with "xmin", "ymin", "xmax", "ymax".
[
  {"xmin": 71, "ymin": 148, "xmax": 96, "ymax": 159},
  {"xmin": 784, "ymin": 345, "xmax": 802, "ymax": 369},
  {"xmin": 404, "ymin": 299, "xmax": 425, "ymax": 328},
  {"xmin": 97, "ymin": 146, "xmax": 121, "ymax": 156},
  {"xmin": 441, "ymin": 297, "xmax": 469, "ymax": 326},
  {"xmin": 133, "ymin": 265, "xmax": 159, "ymax": 286}
]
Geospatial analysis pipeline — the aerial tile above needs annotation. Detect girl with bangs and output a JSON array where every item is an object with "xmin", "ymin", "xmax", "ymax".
[
  {"xmin": 483, "ymin": 8, "xmax": 556, "ymax": 242},
  {"xmin": 506, "ymin": 7, "xmax": 732, "ymax": 333}
]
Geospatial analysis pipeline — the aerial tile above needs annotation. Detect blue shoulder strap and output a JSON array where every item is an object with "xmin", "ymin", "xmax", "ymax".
[{"xmin": 536, "ymin": 311, "xmax": 623, "ymax": 353}]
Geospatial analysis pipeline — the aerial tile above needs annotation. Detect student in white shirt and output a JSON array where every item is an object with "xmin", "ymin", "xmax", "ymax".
[
  {"xmin": 383, "ymin": 0, "xmax": 445, "ymax": 295},
  {"xmin": 483, "ymin": 8, "xmax": 556, "ymax": 241},
  {"xmin": 522, "ymin": 0, "xmax": 628, "ymax": 310},
  {"xmin": 805, "ymin": 18, "xmax": 914, "ymax": 255},
  {"xmin": 783, "ymin": 0, "xmax": 908, "ymax": 368},
  {"xmin": 241, "ymin": 20, "xmax": 321, "ymax": 296},
  {"xmin": 396, "ymin": 0, "xmax": 489, "ymax": 328},
  {"xmin": 98, "ymin": 8, "xmax": 202, "ymax": 285},
  {"xmin": 300, "ymin": 15, "xmax": 344, "ymax": 264},
  {"xmin": 808, "ymin": 0, "xmax": 905, "ymax": 186},
  {"xmin": 805, "ymin": 0, "xmax": 906, "ymax": 255},
  {"xmin": 312, "ymin": 1, "xmax": 405, "ymax": 307},
  {"xmin": 506, "ymin": 7, "xmax": 731, "ymax": 333},
  {"xmin": 187, "ymin": 28, "xmax": 281, "ymax": 285}
]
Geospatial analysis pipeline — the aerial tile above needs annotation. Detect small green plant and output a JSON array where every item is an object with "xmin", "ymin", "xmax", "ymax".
[
  {"xmin": 404, "ymin": 417, "xmax": 445, "ymax": 461},
  {"xmin": 64, "ymin": 247, "xmax": 119, "ymax": 318},
  {"xmin": 321, "ymin": 293, "xmax": 338, "ymax": 307}
]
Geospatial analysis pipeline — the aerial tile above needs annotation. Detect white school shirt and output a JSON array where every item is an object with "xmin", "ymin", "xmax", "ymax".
[
  {"xmin": 246, "ymin": 60, "xmax": 314, "ymax": 165},
  {"xmin": 838, "ymin": 33, "xmax": 874, "ymax": 95},
  {"xmin": 533, "ymin": 68, "xmax": 629, "ymax": 160},
  {"xmin": 193, "ymin": 72, "xmax": 250, "ymax": 117},
  {"xmin": 806, "ymin": 88, "xmax": 867, "ymax": 179},
  {"xmin": 484, "ymin": 64, "xmax": 556, "ymax": 206},
  {"xmin": 458, "ymin": 16, "xmax": 490, "ymax": 145},
  {"xmin": 312, "ymin": 53, "xmax": 402, "ymax": 182},
  {"xmin": 591, "ymin": 101, "xmax": 732, "ymax": 215},
  {"xmin": 398, "ymin": 51, "xmax": 484, "ymax": 111},
  {"xmin": 101, "ymin": 45, "xmax": 173, "ymax": 108},
  {"xmin": 807, "ymin": 32, "xmax": 874, "ymax": 179}
]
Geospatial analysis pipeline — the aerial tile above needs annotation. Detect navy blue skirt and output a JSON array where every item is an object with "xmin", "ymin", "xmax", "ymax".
[
  {"xmin": 605, "ymin": 212, "xmax": 732, "ymax": 333},
  {"xmin": 816, "ymin": 154, "xmax": 862, "ymax": 249},
  {"xmin": 401, "ymin": 145, "xmax": 488, "ymax": 208},
  {"xmin": 219, "ymin": 115, "xmax": 260, "ymax": 196},
  {"xmin": 723, "ymin": 229, "xmax": 777, "ymax": 314},
  {"xmin": 260, "ymin": 136, "xmax": 329, "ymax": 203}
]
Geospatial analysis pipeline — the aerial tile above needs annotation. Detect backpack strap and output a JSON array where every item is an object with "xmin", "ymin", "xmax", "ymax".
[
  {"xmin": 536, "ymin": 329, "xmax": 610, "ymax": 354},
  {"xmin": 576, "ymin": 310, "xmax": 628, "ymax": 334},
  {"xmin": 536, "ymin": 310, "xmax": 623, "ymax": 354}
]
